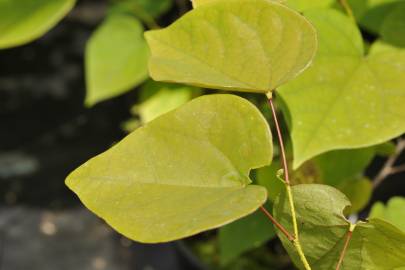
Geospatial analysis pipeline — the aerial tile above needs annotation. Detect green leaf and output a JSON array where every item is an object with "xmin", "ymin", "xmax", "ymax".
[
  {"xmin": 370, "ymin": 197, "xmax": 405, "ymax": 231},
  {"xmin": 66, "ymin": 94, "xmax": 272, "ymax": 243},
  {"xmin": 374, "ymin": 141, "xmax": 396, "ymax": 156},
  {"xmin": 110, "ymin": 0, "xmax": 173, "ymax": 18},
  {"xmin": 380, "ymin": 2, "xmax": 405, "ymax": 47},
  {"xmin": 285, "ymin": 0, "xmax": 334, "ymax": 11},
  {"xmin": 279, "ymin": 9, "xmax": 405, "ymax": 168},
  {"xmin": 348, "ymin": 0, "xmax": 401, "ymax": 33},
  {"xmin": 145, "ymin": 0, "xmax": 317, "ymax": 93},
  {"xmin": 273, "ymin": 184, "xmax": 405, "ymax": 269},
  {"xmin": 337, "ymin": 177, "xmax": 372, "ymax": 214},
  {"xmin": 85, "ymin": 14, "xmax": 149, "ymax": 106},
  {"xmin": 256, "ymin": 162, "xmax": 285, "ymax": 202},
  {"xmin": 0, "ymin": 0, "xmax": 76, "ymax": 49},
  {"xmin": 219, "ymin": 206, "xmax": 276, "ymax": 265},
  {"xmin": 313, "ymin": 147, "xmax": 375, "ymax": 186},
  {"xmin": 132, "ymin": 80, "xmax": 201, "ymax": 123}
]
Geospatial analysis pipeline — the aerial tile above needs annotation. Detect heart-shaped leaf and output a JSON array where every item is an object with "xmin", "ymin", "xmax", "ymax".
[
  {"xmin": 0, "ymin": 0, "xmax": 76, "ymax": 49},
  {"xmin": 85, "ymin": 14, "xmax": 149, "ymax": 106},
  {"xmin": 273, "ymin": 184, "xmax": 405, "ymax": 269},
  {"xmin": 279, "ymin": 9, "xmax": 405, "ymax": 168},
  {"xmin": 66, "ymin": 94, "xmax": 272, "ymax": 243},
  {"xmin": 145, "ymin": 0, "xmax": 317, "ymax": 93}
]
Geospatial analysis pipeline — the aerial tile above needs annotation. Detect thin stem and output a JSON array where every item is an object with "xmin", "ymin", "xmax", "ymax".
[
  {"xmin": 335, "ymin": 224, "xmax": 356, "ymax": 270},
  {"xmin": 339, "ymin": 0, "xmax": 355, "ymax": 21},
  {"xmin": 267, "ymin": 92, "xmax": 312, "ymax": 270},
  {"xmin": 373, "ymin": 138, "xmax": 405, "ymax": 188},
  {"xmin": 390, "ymin": 164, "xmax": 405, "ymax": 175},
  {"xmin": 259, "ymin": 206, "xmax": 295, "ymax": 241},
  {"xmin": 267, "ymin": 94, "xmax": 290, "ymax": 185}
]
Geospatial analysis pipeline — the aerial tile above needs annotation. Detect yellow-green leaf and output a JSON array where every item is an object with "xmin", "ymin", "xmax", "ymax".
[
  {"xmin": 85, "ymin": 14, "xmax": 149, "ymax": 106},
  {"xmin": 66, "ymin": 94, "xmax": 272, "ymax": 243},
  {"xmin": 0, "ymin": 0, "xmax": 76, "ymax": 49},
  {"xmin": 145, "ymin": 0, "xmax": 317, "ymax": 93},
  {"xmin": 279, "ymin": 9, "xmax": 405, "ymax": 168},
  {"xmin": 370, "ymin": 197, "xmax": 405, "ymax": 231},
  {"xmin": 132, "ymin": 80, "xmax": 201, "ymax": 123},
  {"xmin": 191, "ymin": 0, "xmax": 218, "ymax": 8},
  {"xmin": 285, "ymin": 0, "xmax": 334, "ymax": 11}
]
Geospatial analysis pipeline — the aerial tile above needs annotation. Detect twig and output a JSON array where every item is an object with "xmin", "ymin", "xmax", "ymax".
[
  {"xmin": 266, "ymin": 92, "xmax": 312, "ymax": 270},
  {"xmin": 373, "ymin": 139, "xmax": 405, "ymax": 188},
  {"xmin": 389, "ymin": 164, "xmax": 405, "ymax": 175},
  {"xmin": 338, "ymin": 0, "xmax": 355, "ymax": 21},
  {"xmin": 259, "ymin": 206, "xmax": 294, "ymax": 241},
  {"xmin": 335, "ymin": 224, "xmax": 356, "ymax": 270}
]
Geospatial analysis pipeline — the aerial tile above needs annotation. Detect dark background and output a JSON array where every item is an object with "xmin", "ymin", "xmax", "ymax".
[{"xmin": 0, "ymin": 1, "xmax": 404, "ymax": 270}]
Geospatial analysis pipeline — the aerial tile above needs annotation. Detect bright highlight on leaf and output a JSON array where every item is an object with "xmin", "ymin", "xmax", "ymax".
[
  {"xmin": 85, "ymin": 14, "xmax": 149, "ymax": 106},
  {"xmin": 273, "ymin": 184, "xmax": 405, "ymax": 270},
  {"xmin": 279, "ymin": 9, "xmax": 405, "ymax": 168},
  {"xmin": 145, "ymin": 0, "xmax": 317, "ymax": 93},
  {"xmin": 66, "ymin": 94, "xmax": 272, "ymax": 243},
  {"xmin": 0, "ymin": 0, "xmax": 76, "ymax": 49}
]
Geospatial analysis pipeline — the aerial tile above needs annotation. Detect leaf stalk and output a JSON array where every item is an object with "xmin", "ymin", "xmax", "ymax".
[
  {"xmin": 335, "ymin": 223, "xmax": 356, "ymax": 270},
  {"xmin": 267, "ymin": 92, "xmax": 312, "ymax": 270}
]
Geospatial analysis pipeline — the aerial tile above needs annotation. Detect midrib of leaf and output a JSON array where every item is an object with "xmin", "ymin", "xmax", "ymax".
[
  {"xmin": 150, "ymin": 36, "xmax": 258, "ymax": 89},
  {"xmin": 138, "ymin": 125, "xmax": 251, "ymax": 187}
]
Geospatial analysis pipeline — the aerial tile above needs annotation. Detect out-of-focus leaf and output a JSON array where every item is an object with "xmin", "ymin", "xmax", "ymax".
[
  {"xmin": 380, "ymin": 2, "xmax": 405, "ymax": 47},
  {"xmin": 85, "ymin": 14, "xmax": 149, "ymax": 106},
  {"xmin": 279, "ymin": 9, "xmax": 405, "ymax": 168},
  {"xmin": 132, "ymin": 80, "xmax": 201, "ymax": 123},
  {"xmin": 66, "ymin": 95, "xmax": 272, "ymax": 243},
  {"xmin": 110, "ymin": 0, "xmax": 173, "ymax": 19},
  {"xmin": 348, "ymin": 0, "xmax": 402, "ymax": 33},
  {"xmin": 0, "ymin": 0, "xmax": 76, "ymax": 48},
  {"xmin": 219, "ymin": 206, "xmax": 276, "ymax": 265},
  {"xmin": 313, "ymin": 147, "xmax": 375, "ymax": 186},
  {"xmin": 337, "ymin": 177, "xmax": 372, "ymax": 214},
  {"xmin": 374, "ymin": 141, "xmax": 396, "ymax": 156},
  {"xmin": 273, "ymin": 184, "xmax": 405, "ymax": 269},
  {"xmin": 146, "ymin": 0, "xmax": 317, "ymax": 93},
  {"xmin": 370, "ymin": 197, "xmax": 405, "ymax": 231},
  {"xmin": 256, "ymin": 162, "xmax": 285, "ymax": 202}
]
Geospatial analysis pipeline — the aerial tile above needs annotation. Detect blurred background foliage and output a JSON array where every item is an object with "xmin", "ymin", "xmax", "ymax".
[{"xmin": 0, "ymin": 0, "xmax": 404, "ymax": 269}]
